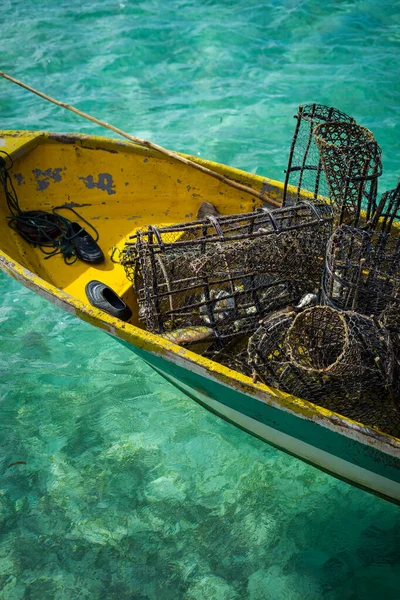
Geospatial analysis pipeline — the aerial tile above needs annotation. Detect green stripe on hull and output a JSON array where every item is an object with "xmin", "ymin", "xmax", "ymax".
[{"xmin": 119, "ymin": 340, "xmax": 400, "ymax": 490}]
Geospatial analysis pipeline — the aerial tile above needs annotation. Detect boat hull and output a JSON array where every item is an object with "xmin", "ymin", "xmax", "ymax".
[{"xmin": 118, "ymin": 340, "xmax": 400, "ymax": 504}]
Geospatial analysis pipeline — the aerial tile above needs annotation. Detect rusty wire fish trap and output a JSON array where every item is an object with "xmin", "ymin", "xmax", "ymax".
[
  {"xmin": 313, "ymin": 121, "xmax": 382, "ymax": 227},
  {"xmin": 282, "ymin": 104, "xmax": 355, "ymax": 206},
  {"xmin": 380, "ymin": 285, "xmax": 400, "ymax": 376},
  {"xmin": 120, "ymin": 202, "xmax": 334, "ymax": 347},
  {"xmin": 205, "ymin": 334, "xmax": 254, "ymax": 376},
  {"xmin": 321, "ymin": 224, "xmax": 400, "ymax": 316},
  {"xmin": 371, "ymin": 180, "xmax": 400, "ymax": 234},
  {"xmin": 248, "ymin": 305, "xmax": 400, "ymax": 435}
]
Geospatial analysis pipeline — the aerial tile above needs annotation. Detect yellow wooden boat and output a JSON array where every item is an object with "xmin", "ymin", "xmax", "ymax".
[{"xmin": 1, "ymin": 130, "xmax": 400, "ymax": 504}]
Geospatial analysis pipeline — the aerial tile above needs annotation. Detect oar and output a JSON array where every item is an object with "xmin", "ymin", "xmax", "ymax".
[{"xmin": 0, "ymin": 71, "xmax": 280, "ymax": 208}]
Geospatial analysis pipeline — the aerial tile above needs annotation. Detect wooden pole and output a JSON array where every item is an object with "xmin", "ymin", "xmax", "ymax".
[{"xmin": 0, "ymin": 71, "xmax": 280, "ymax": 208}]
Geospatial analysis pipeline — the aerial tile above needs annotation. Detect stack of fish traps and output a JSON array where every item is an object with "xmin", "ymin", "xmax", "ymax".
[{"xmin": 121, "ymin": 104, "xmax": 400, "ymax": 436}]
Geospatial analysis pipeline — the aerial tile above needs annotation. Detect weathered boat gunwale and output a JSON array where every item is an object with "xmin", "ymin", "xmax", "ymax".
[
  {"xmin": 1, "ymin": 129, "xmax": 400, "ymax": 504},
  {"xmin": 1, "ymin": 129, "xmax": 285, "ymax": 203}
]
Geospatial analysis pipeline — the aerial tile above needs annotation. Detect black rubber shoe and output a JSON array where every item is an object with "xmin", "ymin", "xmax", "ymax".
[
  {"xmin": 67, "ymin": 222, "xmax": 104, "ymax": 264},
  {"xmin": 85, "ymin": 280, "xmax": 132, "ymax": 321}
]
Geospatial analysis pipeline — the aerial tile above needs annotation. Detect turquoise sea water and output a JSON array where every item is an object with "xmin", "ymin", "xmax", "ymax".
[{"xmin": 1, "ymin": 1, "xmax": 400, "ymax": 598}]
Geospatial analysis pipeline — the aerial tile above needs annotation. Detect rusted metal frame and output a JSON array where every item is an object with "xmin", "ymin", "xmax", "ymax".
[
  {"xmin": 354, "ymin": 157, "xmax": 371, "ymax": 228},
  {"xmin": 207, "ymin": 215, "xmax": 224, "ymax": 238},
  {"xmin": 383, "ymin": 183, "xmax": 400, "ymax": 234},
  {"xmin": 128, "ymin": 203, "xmax": 330, "ymax": 242},
  {"xmin": 251, "ymin": 318, "xmax": 314, "ymax": 394},
  {"xmin": 350, "ymin": 234, "xmax": 369, "ymax": 310},
  {"xmin": 301, "ymin": 199, "xmax": 326, "ymax": 223},
  {"xmin": 125, "ymin": 217, "xmax": 333, "ymax": 251},
  {"xmin": 199, "ymin": 221, "xmax": 221, "ymax": 344},
  {"xmin": 382, "ymin": 237, "xmax": 400, "ymax": 285},
  {"xmin": 360, "ymin": 231, "xmax": 397, "ymax": 306},
  {"xmin": 200, "ymin": 222, "xmax": 209, "ymax": 256},
  {"xmin": 128, "ymin": 215, "xmax": 270, "ymax": 242},
  {"xmin": 342, "ymin": 230, "xmax": 365, "ymax": 309},
  {"xmin": 148, "ymin": 225, "xmax": 165, "ymax": 251},
  {"xmin": 148, "ymin": 272, "xmax": 289, "ymax": 299},
  {"xmin": 155, "ymin": 254, "xmax": 175, "ymax": 327},
  {"xmin": 369, "ymin": 191, "xmax": 390, "ymax": 232},
  {"xmin": 339, "ymin": 159, "xmax": 354, "ymax": 226},
  {"xmin": 253, "ymin": 323, "xmax": 288, "ymax": 385},
  {"xmin": 296, "ymin": 103, "xmax": 317, "ymax": 204},
  {"xmin": 365, "ymin": 165, "xmax": 378, "ymax": 223},
  {"xmin": 152, "ymin": 277, "xmax": 291, "ymax": 313},
  {"xmin": 129, "ymin": 211, "xmax": 270, "ymax": 238},
  {"xmin": 245, "ymin": 213, "xmax": 263, "ymax": 317},
  {"xmin": 313, "ymin": 106, "xmax": 334, "ymax": 201},
  {"xmin": 146, "ymin": 229, "xmax": 165, "ymax": 333},
  {"xmin": 324, "ymin": 246, "xmax": 352, "ymax": 309},
  {"xmin": 283, "ymin": 105, "xmax": 304, "ymax": 205},
  {"xmin": 202, "ymin": 277, "xmax": 223, "ymax": 345}
]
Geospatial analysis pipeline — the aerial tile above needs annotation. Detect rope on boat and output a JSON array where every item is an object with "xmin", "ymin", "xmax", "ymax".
[{"xmin": 0, "ymin": 150, "xmax": 99, "ymax": 264}]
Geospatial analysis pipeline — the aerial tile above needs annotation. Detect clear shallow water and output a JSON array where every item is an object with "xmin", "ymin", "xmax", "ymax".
[{"xmin": 1, "ymin": 0, "xmax": 400, "ymax": 598}]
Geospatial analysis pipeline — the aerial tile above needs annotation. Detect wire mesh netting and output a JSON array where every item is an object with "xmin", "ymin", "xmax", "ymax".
[
  {"xmin": 380, "ymin": 287, "xmax": 400, "ymax": 388},
  {"xmin": 313, "ymin": 122, "xmax": 382, "ymax": 227},
  {"xmin": 120, "ymin": 202, "xmax": 334, "ymax": 346},
  {"xmin": 372, "ymin": 181, "xmax": 400, "ymax": 234},
  {"xmin": 204, "ymin": 334, "xmax": 254, "ymax": 376},
  {"xmin": 321, "ymin": 224, "xmax": 400, "ymax": 316},
  {"xmin": 248, "ymin": 305, "xmax": 400, "ymax": 436},
  {"xmin": 282, "ymin": 104, "xmax": 355, "ymax": 206}
]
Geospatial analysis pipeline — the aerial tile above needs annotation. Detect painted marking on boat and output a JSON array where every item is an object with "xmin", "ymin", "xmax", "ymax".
[
  {"xmin": 60, "ymin": 201, "xmax": 92, "ymax": 209},
  {"xmin": 78, "ymin": 173, "xmax": 116, "ymax": 195},
  {"xmin": 32, "ymin": 167, "xmax": 65, "ymax": 191},
  {"xmin": 13, "ymin": 173, "xmax": 25, "ymax": 186},
  {"xmin": 260, "ymin": 180, "xmax": 271, "ymax": 196}
]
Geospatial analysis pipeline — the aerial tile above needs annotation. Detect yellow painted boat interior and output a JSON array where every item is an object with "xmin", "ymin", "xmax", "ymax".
[{"xmin": 0, "ymin": 130, "xmax": 285, "ymax": 327}]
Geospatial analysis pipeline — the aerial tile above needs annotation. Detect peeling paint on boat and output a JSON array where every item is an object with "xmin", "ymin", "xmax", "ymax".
[
  {"xmin": 32, "ymin": 167, "xmax": 65, "ymax": 190},
  {"xmin": 78, "ymin": 173, "xmax": 116, "ymax": 195}
]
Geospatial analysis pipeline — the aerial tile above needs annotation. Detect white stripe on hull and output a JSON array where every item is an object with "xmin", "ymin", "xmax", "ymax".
[{"xmin": 153, "ymin": 365, "xmax": 400, "ymax": 502}]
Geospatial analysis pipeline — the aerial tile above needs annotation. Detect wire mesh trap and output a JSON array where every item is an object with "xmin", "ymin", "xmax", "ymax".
[
  {"xmin": 371, "ymin": 180, "xmax": 400, "ymax": 234},
  {"xmin": 203, "ymin": 334, "xmax": 254, "ymax": 377},
  {"xmin": 248, "ymin": 305, "xmax": 400, "ymax": 436},
  {"xmin": 282, "ymin": 103, "xmax": 355, "ymax": 206},
  {"xmin": 313, "ymin": 121, "xmax": 382, "ymax": 227},
  {"xmin": 121, "ymin": 202, "xmax": 334, "ymax": 346},
  {"xmin": 380, "ymin": 288, "xmax": 400, "ymax": 388},
  {"xmin": 321, "ymin": 224, "xmax": 400, "ymax": 316}
]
